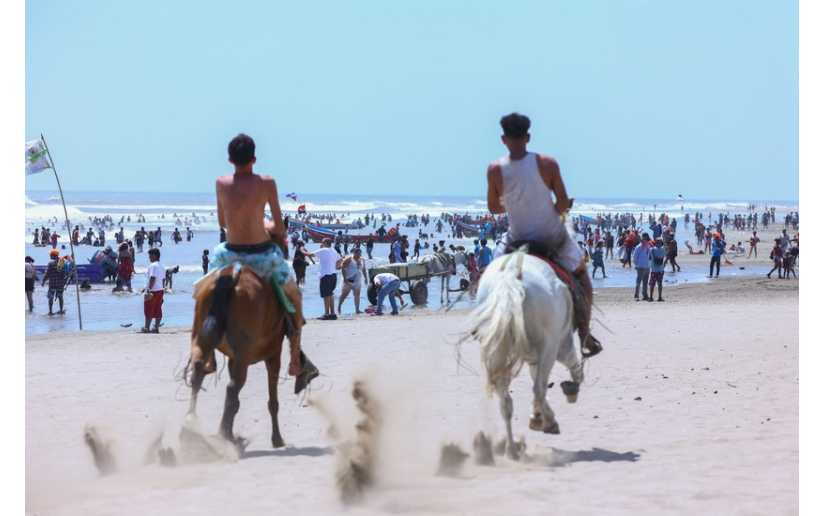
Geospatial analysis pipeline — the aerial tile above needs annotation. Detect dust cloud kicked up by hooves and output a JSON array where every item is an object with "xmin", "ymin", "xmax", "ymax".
[
  {"xmin": 326, "ymin": 379, "xmax": 382, "ymax": 505},
  {"xmin": 83, "ymin": 425, "xmax": 118, "ymax": 476},
  {"xmin": 83, "ymin": 417, "xmax": 239, "ymax": 477}
]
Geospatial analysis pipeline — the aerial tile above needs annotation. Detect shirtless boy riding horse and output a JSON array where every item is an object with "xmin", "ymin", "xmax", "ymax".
[
  {"xmin": 486, "ymin": 113, "xmax": 602, "ymax": 358},
  {"xmin": 210, "ymin": 133, "xmax": 319, "ymax": 392}
]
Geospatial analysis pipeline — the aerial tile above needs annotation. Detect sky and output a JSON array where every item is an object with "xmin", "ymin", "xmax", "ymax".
[{"xmin": 25, "ymin": 0, "xmax": 798, "ymax": 200}]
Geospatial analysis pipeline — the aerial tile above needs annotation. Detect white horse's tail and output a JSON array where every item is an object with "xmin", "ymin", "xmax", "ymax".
[{"xmin": 468, "ymin": 251, "xmax": 529, "ymax": 394}]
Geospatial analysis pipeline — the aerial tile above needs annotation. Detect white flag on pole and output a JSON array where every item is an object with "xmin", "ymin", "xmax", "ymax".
[{"xmin": 26, "ymin": 138, "xmax": 52, "ymax": 175}]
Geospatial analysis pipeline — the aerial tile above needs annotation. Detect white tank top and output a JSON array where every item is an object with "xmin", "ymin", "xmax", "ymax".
[{"xmin": 499, "ymin": 152, "xmax": 566, "ymax": 243}]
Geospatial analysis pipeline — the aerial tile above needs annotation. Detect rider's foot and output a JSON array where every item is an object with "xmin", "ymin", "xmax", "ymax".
[
  {"xmin": 294, "ymin": 353, "xmax": 320, "ymax": 395},
  {"xmin": 581, "ymin": 334, "xmax": 603, "ymax": 358}
]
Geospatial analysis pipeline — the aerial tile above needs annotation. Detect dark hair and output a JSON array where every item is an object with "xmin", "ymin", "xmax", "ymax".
[
  {"xmin": 203, "ymin": 249, "xmax": 209, "ymax": 254},
  {"xmin": 149, "ymin": 248, "xmax": 161, "ymax": 258},
  {"xmin": 500, "ymin": 112, "xmax": 531, "ymax": 139},
  {"xmin": 228, "ymin": 133, "xmax": 256, "ymax": 166},
  {"xmin": 25, "ymin": 256, "xmax": 34, "ymax": 263}
]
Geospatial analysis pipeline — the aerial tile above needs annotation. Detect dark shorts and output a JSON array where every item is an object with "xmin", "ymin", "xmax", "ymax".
[
  {"xmin": 144, "ymin": 290, "xmax": 164, "ymax": 319},
  {"xmin": 649, "ymin": 271, "xmax": 664, "ymax": 286},
  {"xmin": 25, "ymin": 278, "xmax": 34, "ymax": 292},
  {"xmin": 320, "ymin": 274, "xmax": 337, "ymax": 298}
]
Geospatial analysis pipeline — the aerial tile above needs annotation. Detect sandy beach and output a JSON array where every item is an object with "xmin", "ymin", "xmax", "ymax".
[{"xmin": 26, "ymin": 276, "xmax": 798, "ymax": 516}]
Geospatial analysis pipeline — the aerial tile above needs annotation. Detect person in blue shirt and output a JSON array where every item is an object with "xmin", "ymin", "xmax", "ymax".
[
  {"xmin": 651, "ymin": 222, "xmax": 663, "ymax": 240},
  {"xmin": 391, "ymin": 238, "xmax": 402, "ymax": 264},
  {"xmin": 632, "ymin": 233, "xmax": 652, "ymax": 301},
  {"xmin": 477, "ymin": 239, "xmax": 493, "ymax": 272},
  {"xmin": 709, "ymin": 234, "xmax": 725, "ymax": 278},
  {"xmin": 648, "ymin": 239, "xmax": 667, "ymax": 301}
]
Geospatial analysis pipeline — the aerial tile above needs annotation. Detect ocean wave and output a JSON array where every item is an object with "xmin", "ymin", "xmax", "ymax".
[{"xmin": 24, "ymin": 195, "xmax": 798, "ymax": 230}]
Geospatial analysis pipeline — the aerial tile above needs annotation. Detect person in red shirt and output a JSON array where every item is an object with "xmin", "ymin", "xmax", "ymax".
[{"xmin": 115, "ymin": 242, "xmax": 134, "ymax": 292}]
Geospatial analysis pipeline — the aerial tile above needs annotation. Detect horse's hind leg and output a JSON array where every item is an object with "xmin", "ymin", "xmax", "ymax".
[
  {"xmin": 220, "ymin": 359, "xmax": 248, "ymax": 446},
  {"xmin": 188, "ymin": 360, "xmax": 205, "ymax": 415},
  {"xmin": 528, "ymin": 360, "xmax": 559, "ymax": 434},
  {"xmin": 265, "ymin": 354, "xmax": 285, "ymax": 448},
  {"xmin": 187, "ymin": 339, "xmax": 207, "ymax": 415},
  {"xmin": 494, "ymin": 380, "xmax": 519, "ymax": 460}
]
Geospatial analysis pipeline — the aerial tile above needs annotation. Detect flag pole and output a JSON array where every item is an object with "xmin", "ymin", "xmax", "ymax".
[{"xmin": 40, "ymin": 134, "xmax": 83, "ymax": 331}]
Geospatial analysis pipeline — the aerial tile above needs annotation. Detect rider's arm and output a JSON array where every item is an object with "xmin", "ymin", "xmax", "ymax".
[
  {"xmin": 216, "ymin": 180, "xmax": 226, "ymax": 230},
  {"xmin": 486, "ymin": 163, "xmax": 505, "ymax": 214},
  {"xmin": 537, "ymin": 155, "xmax": 573, "ymax": 215},
  {"xmin": 266, "ymin": 178, "xmax": 286, "ymax": 238}
]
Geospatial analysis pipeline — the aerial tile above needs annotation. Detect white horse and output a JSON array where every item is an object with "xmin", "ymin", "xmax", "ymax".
[
  {"xmin": 467, "ymin": 248, "xmax": 584, "ymax": 459},
  {"xmin": 414, "ymin": 250, "xmax": 468, "ymax": 304}
]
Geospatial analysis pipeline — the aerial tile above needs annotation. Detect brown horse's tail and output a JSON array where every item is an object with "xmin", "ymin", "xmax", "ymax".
[{"xmin": 197, "ymin": 270, "xmax": 237, "ymax": 361}]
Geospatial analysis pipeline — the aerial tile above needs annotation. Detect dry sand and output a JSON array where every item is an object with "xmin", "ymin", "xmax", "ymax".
[{"xmin": 26, "ymin": 276, "xmax": 798, "ymax": 516}]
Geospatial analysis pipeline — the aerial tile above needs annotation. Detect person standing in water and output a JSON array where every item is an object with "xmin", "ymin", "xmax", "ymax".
[
  {"xmin": 486, "ymin": 113, "xmax": 601, "ymax": 357},
  {"xmin": 291, "ymin": 240, "xmax": 314, "ymax": 286},
  {"xmin": 25, "ymin": 256, "xmax": 36, "ymax": 312},
  {"xmin": 41, "ymin": 249, "xmax": 66, "ymax": 315},
  {"xmin": 338, "ymin": 247, "xmax": 368, "ymax": 315},
  {"xmin": 201, "ymin": 249, "xmax": 209, "ymax": 275},
  {"xmin": 748, "ymin": 231, "xmax": 760, "ymax": 258}
]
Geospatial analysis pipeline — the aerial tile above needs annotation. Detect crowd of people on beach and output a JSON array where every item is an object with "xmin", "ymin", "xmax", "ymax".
[{"xmin": 26, "ymin": 201, "xmax": 800, "ymax": 324}]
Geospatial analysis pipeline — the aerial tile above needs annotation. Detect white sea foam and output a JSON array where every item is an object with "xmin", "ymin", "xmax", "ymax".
[{"xmin": 24, "ymin": 194, "xmax": 798, "ymax": 235}]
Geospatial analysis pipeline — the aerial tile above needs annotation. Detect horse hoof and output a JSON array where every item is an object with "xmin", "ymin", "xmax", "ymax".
[
  {"xmin": 544, "ymin": 421, "xmax": 560, "ymax": 435},
  {"xmin": 233, "ymin": 436, "xmax": 250, "ymax": 453},
  {"xmin": 272, "ymin": 436, "xmax": 285, "ymax": 449},
  {"xmin": 529, "ymin": 414, "xmax": 543, "ymax": 432},
  {"xmin": 493, "ymin": 438, "xmax": 506, "ymax": 456},
  {"xmin": 472, "ymin": 431, "xmax": 495, "ymax": 466},
  {"xmin": 561, "ymin": 381, "xmax": 579, "ymax": 404},
  {"xmin": 507, "ymin": 448, "xmax": 521, "ymax": 461}
]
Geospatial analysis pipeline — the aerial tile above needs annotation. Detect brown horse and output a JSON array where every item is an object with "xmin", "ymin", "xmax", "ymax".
[{"xmin": 186, "ymin": 260, "xmax": 311, "ymax": 449}]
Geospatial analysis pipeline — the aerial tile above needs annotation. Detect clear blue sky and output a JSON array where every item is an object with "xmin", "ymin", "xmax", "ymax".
[{"xmin": 26, "ymin": 0, "xmax": 798, "ymax": 200}]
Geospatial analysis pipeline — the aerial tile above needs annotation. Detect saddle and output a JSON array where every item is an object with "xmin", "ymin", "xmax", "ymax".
[{"xmin": 503, "ymin": 240, "xmax": 577, "ymax": 295}]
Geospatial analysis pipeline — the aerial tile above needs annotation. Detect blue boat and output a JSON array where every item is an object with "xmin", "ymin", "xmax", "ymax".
[{"xmin": 34, "ymin": 263, "xmax": 106, "ymax": 284}]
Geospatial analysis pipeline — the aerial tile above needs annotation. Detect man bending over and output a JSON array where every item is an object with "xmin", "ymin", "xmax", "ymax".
[{"xmin": 486, "ymin": 113, "xmax": 602, "ymax": 358}]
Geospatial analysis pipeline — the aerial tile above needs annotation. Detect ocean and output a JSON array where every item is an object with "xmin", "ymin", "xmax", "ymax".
[{"xmin": 24, "ymin": 191, "xmax": 797, "ymax": 335}]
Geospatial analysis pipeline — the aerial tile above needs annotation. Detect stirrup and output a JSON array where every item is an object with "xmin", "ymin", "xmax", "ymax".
[{"xmin": 581, "ymin": 334, "xmax": 603, "ymax": 359}]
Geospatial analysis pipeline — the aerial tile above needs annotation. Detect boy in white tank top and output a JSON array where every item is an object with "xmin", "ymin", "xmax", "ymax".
[{"xmin": 486, "ymin": 113, "xmax": 602, "ymax": 358}]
